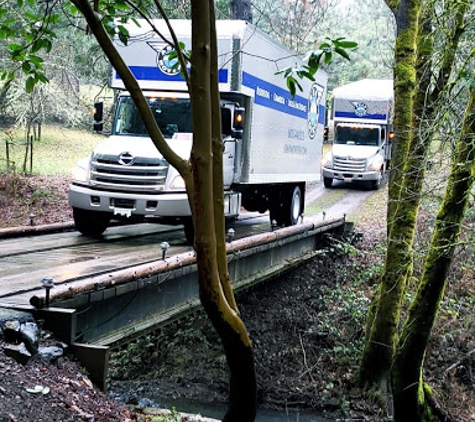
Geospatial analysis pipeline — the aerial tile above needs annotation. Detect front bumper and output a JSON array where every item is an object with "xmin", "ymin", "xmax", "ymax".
[
  {"xmin": 322, "ymin": 167, "xmax": 380, "ymax": 182},
  {"xmin": 68, "ymin": 184, "xmax": 191, "ymax": 218}
]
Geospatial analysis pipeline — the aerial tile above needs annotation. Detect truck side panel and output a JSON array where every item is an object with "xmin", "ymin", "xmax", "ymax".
[{"xmin": 235, "ymin": 25, "xmax": 327, "ymax": 184}]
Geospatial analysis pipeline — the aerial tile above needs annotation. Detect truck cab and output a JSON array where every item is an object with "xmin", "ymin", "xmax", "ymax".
[
  {"xmin": 68, "ymin": 91, "xmax": 243, "ymax": 239},
  {"xmin": 321, "ymin": 79, "xmax": 393, "ymax": 190}
]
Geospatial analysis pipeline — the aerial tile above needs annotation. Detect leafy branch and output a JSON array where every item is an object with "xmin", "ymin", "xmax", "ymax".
[{"xmin": 277, "ymin": 37, "xmax": 357, "ymax": 96}]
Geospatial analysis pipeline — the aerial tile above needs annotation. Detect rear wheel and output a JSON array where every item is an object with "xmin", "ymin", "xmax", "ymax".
[
  {"xmin": 73, "ymin": 208, "xmax": 111, "ymax": 237},
  {"xmin": 269, "ymin": 185, "xmax": 303, "ymax": 227}
]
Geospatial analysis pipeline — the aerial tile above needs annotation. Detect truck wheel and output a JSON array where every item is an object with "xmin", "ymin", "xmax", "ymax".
[
  {"xmin": 183, "ymin": 218, "xmax": 194, "ymax": 245},
  {"xmin": 323, "ymin": 177, "xmax": 333, "ymax": 188},
  {"xmin": 371, "ymin": 170, "xmax": 384, "ymax": 190},
  {"xmin": 269, "ymin": 185, "xmax": 302, "ymax": 227},
  {"xmin": 73, "ymin": 208, "xmax": 111, "ymax": 237}
]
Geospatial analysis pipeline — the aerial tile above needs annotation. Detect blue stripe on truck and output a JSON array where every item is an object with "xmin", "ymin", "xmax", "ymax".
[
  {"xmin": 116, "ymin": 66, "xmax": 229, "ymax": 83},
  {"xmin": 335, "ymin": 111, "xmax": 387, "ymax": 120},
  {"xmin": 115, "ymin": 67, "xmax": 325, "ymax": 124},
  {"xmin": 242, "ymin": 72, "xmax": 324, "ymax": 123}
]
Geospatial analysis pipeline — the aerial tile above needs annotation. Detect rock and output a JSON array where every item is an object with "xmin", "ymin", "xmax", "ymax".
[
  {"xmin": 4, "ymin": 343, "xmax": 32, "ymax": 365},
  {"xmin": 0, "ymin": 308, "xmax": 36, "ymax": 344},
  {"xmin": 19, "ymin": 322, "xmax": 40, "ymax": 354},
  {"xmin": 0, "ymin": 308, "xmax": 35, "ymax": 330},
  {"xmin": 2, "ymin": 320, "xmax": 21, "ymax": 344},
  {"xmin": 137, "ymin": 397, "xmax": 161, "ymax": 409},
  {"xmin": 38, "ymin": 346, "xmax": 63, "ymax": 362}
]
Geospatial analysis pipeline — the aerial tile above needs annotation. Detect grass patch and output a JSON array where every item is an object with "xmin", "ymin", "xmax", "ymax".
[
  {"xmin": 0, "ymin": 125, "xmax": 102, "ymax": 175},
  {"xmin": 349, "ymin": 185, "xmax": 387, "ymax": 225},
  {"xmin": 306, "ymin": 188, "xmax": 347, "ymax": 216}
]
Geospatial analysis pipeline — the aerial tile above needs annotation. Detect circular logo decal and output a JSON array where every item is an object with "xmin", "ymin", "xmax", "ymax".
[
  {"xmin": 353, "ymin": 102, "xmax": 368, "ymax": 117},
  {"xmin": 308, "ymin": 83, "xmax": 323, "ymax": 139},
  {"xmin": 157, "ymin": 45, "xmax": 180, "ymax": 76}
]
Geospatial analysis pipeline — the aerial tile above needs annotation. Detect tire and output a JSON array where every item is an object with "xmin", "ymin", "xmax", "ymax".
[
  {"xmin": 183, "ymin": 218, "xmax": 194, "ymax": 245},
  {"xmin": 323, "ymin": 177, "xmax": 333, "ymax": 188},
  {"xmin": 269, "ymin": 185, "xmax": 302, "ymax": 227},
  {"xmin": 371, "ymin": 170, "xmax": 384, "ymax": 190},
  {"xmin": 73, "ymin": 208, "xmax": 111, "ymax": 237}
]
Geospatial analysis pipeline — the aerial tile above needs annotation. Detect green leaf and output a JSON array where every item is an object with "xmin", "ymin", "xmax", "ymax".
[
  {"xmin": 21, "ymin": 61, "xmax": 31, "ymax": 74},
  {"xmin": 25, "ymin": 76, "xmax": 35, "ymax": 93},
  {"xmin": 16, "ymin": 0, "xmax": 23, "ymax": 7},
  {"xmin": 43, "ymin": 39, "xmax": 53, "ymax": 53},
  {"xmin": 8, "ymin": 43, "xmax": 23, "ymax": 52},
  {"xmin": 337, "ymin": 40, "xmax": 358, "ymax": 49},
  {"xmin": 335, "ymin": 47, "xmax": 351, "ymax": 61},
  {"xmin": 28, "ymin": 55, "xmax": 44, "ymax": 68},
  {"xmin": 36, "ymin": 73, "xmax": 49, "ymax": 83},
  {"xmin": 286, "ymin": 77, "xmax": 297, "ymax": 97},
  {"xmin": 31, "ymin": 39, "xmax": 44, "ymax": 54},
  {"xmin": 118, "ymin": 31, "xmax": 128, "ymax": 46}
]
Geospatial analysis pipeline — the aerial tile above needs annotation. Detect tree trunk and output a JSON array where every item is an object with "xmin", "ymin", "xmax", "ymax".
[
  {"xmin": 190, "ymin": 1, "xmax": 257, "ymax": 420},
  {"xmin": 75, "ymin": 0, "xmax": 257, "ymax": 418},
  {"xmin": 359, "ymin": 0, "xmax": 423, "ymax": 387},
  {"xmin": 391, "ymin": 86, "xmax": 475, "ymax": 421}
]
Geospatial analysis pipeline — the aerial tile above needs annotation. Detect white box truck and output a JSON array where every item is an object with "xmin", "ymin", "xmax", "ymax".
[
  {"xmin": 322, "ymin": 79, "xmax": 393, "ymax": 189},
  {"xmin": 68, "ymin": 20, "xmax": 327, "ymax": 242}
]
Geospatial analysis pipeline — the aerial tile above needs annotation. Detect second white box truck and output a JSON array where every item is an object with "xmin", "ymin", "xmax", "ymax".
[{"xmin": 322, "ymin": 79, "xmax": 394, "ymax": 189}]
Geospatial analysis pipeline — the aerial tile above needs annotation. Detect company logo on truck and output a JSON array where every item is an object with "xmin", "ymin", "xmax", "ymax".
[
  {"xmin": 147, "ymin": 42, "xmax": 180, "ymax": 76},
  {"xmin": 351, "ymin": 101, "xmax": 368, "ymax": 117},
  {"xmin": 307, "ymin": 83, "xmax": 324, "ymax": 139}
]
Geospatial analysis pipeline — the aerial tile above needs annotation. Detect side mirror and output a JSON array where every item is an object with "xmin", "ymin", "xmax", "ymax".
[
  {"xmin": 221, "ymin": 107, "xmax": 232, "ymax": 136},
  {"xmin": 93, "ymin": 101, "xmax": 104, "ymax": 132}
]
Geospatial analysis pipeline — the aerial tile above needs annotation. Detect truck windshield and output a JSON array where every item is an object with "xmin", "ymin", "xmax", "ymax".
[
  {"xmin": 335, "ymin": 125, "xmax": 380, "ymax": 146},
  {"xmin": 113, "ymin": 96, "xmax": 192, "ymax": 138}
]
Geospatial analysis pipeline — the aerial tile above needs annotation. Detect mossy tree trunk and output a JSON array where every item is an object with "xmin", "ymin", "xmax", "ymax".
[
  {"xmin": 391, "ymin": 85, "xmax": 475, "ymax": 421},
  {"xmin": 359, "ymin": 0, "xmax": 470, "ymax": 393},
  {"xmin": 72, "ymin": 0, "xmax": 257, "ymax": 420},
  {"xmin": 359, "ymin": 0, "xmax": 423, "ymax": 387},
  {"xmin": 360, "ymin": 2, "xmax": 472, "ymax": 420}
]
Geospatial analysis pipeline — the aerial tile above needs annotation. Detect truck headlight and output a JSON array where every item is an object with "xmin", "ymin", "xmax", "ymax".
[
  {"xmin": 321, "ymin": 151, "xmax": 333, "ymax": 168},
  {"xmin": 368, "ymin": 155, "xmax": 384, "ymax": 171},
  {"xmin": 71, "ymin": 157, "xmax": 90, "ymax": 183},
  {"xmin": 170, "ymin": 175, "xmax": 186, "ymax": 190}
]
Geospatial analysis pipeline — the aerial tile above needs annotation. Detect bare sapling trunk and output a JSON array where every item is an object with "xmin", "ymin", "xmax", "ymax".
[{"xmin": 189, "ymin": 0, "xmax": 257, "ymax": 420}]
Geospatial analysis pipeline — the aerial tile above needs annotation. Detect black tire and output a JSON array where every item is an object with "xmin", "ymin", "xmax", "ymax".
[
  {"xmin": 371, "ymin": 170, "xmax": 384, "ymax": 190},
  {"xmin": 183, "ymin": 218, "xmax": 194, "ymax": 245},
  {"xmin": 323, "ymin": 177, "xmax": 333, "ymax": 188},
  {"xmin": 269, "ymin": 185, "xmax": 302, "ymax": 227},
  {"xmin": 73, "ymin": 208, "xmax": 111, "ymax": 237}
]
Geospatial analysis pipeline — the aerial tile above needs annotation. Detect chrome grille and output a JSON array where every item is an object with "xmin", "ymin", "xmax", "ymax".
[
  {"xmin": 90, "ymin": 154, "xmax": 168, "ymax": 191},
  {"xmin": 333, "ymin": 156, "xmax": 366, "ymax": 173}
]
